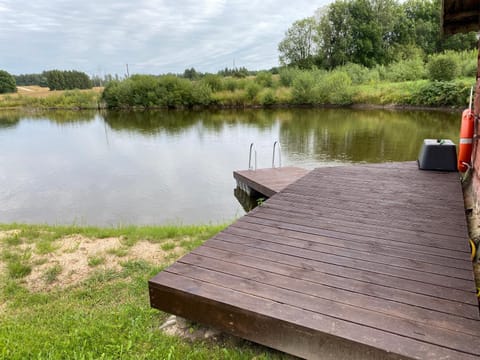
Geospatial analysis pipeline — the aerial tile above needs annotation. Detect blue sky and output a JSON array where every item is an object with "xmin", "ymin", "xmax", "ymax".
[{"xmin": 0, "ymin": 0, "xmax": 328, "ymax": 76}]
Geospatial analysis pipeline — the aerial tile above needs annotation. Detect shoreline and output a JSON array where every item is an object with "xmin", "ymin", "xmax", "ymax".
[{"xmin": 0, "ymin": 102, "xmax": 464, "ymax": 113}]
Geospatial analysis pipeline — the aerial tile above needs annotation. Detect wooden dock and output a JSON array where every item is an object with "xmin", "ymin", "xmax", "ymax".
[
  {"xmin": 149, "ymin": 162, "xmax": 480, "ymax": 360},
  {"xmin": 233, "ymin": 166, "xmax": 310, "ymax": 197}
]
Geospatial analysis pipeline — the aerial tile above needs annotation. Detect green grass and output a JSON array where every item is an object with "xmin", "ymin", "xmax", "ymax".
[
  {"xmin": 43, "ymin": 264, "xmax": 62, "ymax": 283},
  {"xmin": 107, "ymin": 247, "xmax": 129, "ymax": 257},
  {"xmin": 161, "ymin": 242, "xmax": 176, "ymax": 251},
  {"xmin": 87, "ymin": 256, "xmax": 106, "ymax": 267},
  {"xmin": 6, "ymin": 260, "xmax": 32, "ymax": 279},
  {"xmin": 0, "ymin": 89, "xmax": 102, "ymax": 110},
  {"xmin": 2, "ymin": 249, "xmax": 32, "ymax": 279},
  {"xmin": 0, "ymin": 223, "xmax": 291, "ymax": 359}
]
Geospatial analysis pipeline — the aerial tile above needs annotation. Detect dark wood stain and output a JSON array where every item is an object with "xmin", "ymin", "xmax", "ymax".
[
  {"xmin": 149, "ymin": 162, "xmax": 480, "ymax": 359},
  {"xmin": 233, "ymin": 167, "xmax": 309, "ymax": 197}
]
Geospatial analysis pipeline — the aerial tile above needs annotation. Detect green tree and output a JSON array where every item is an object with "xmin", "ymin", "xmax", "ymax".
[
  {"xmin": 278, "ymin": 17, "xmax": 318, "ymax": 68},
  {"xmin": 14, "ymin": 73, "xmax": 48, "ymax": 87},
  {"xmin": 317, "ymin": 2, "xmax": 353, "ymax": 68},
  {"xmin": 442, "ymin": 32, "xmax": 478, "ymax": 52},
  {"xmin": 402, "ymin": 0, "xmax": 477, "ymax": 54},
  {"xmin": 402, "ymin": 0, "xmax": 440, "ymax": 54},
  {"xmin": 316, "ymin": 0, "xmax": 406, "ymax": 68},
  {"xmin": 44, "ymin": 70, "xmax": 92, "ymax": 90},
  {"xmin": 0, "ymin": 70, "xmax": 16, "ymax": 93},
  {"xmin": 282, "ymin": 0, "xmax": 476, "ymax": 71},
  {"xmin": 183, "ymin": 68, "xmax": 200, "ymax": 80}
]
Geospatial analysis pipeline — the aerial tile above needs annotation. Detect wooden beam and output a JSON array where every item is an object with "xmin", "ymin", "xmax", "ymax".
[
  {"xmin": 473, "ymin": 39, "xmax": 480, "ymax": 168},
  {"xmin": 475, "ymin": 39, "xmax": 480, "ymax": 128},
  {"xmin": 444, "ymin": 11, "xmax": 480, "ymax": 22}
]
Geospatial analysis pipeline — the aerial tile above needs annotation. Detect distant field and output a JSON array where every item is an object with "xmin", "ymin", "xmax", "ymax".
[
  {"xmin": 0, "ymin": 86, "xmax": 104, "ymax": 109},
  {"xmin": 1, "ymin": 85, "xmax": 103, "ymax": 99}
]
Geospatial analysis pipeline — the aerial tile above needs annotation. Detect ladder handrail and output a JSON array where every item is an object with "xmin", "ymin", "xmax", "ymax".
[
  {"xmin": 249, "ymin": 143, "xmax": 257, "ymax": 170},
  {"xmin": 272, "ymin": 141, "xmax": 282, "ymax": 168}
]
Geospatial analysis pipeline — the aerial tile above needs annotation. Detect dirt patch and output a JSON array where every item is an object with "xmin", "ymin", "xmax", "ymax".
[
  {"xmin": 127, "ymin": 241, "xmax": 167, "ymax": 263},
  {"xmin": 0, "ymin": 229, "xmax": 21, "ymax": 240},
  {"xmin": 23, "ymin": 236, "xmax": 167, "ymax": 292},
  {"xmin": 0, "ymin": 261, "xmax": 6, "ymax": 278}
]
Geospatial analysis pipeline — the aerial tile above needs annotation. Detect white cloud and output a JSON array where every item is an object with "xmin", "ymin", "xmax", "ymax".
[{"xmin": 0, "ymin": 0, "xmax": 329, "ymax": 75}]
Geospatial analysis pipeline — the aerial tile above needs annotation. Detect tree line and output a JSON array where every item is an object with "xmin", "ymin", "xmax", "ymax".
[
  {"xmin": 278, "ymin": 0, "xmax": 478, "ymax": 69},
  {"xmin": 1, "ymin": 70, "xmax": 94, "ymax": 93},
  {"xmin": 42, "ymin": 70, "xmax": 92, "ymax": 90}
]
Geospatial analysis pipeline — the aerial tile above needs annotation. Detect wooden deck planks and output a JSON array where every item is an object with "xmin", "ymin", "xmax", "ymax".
[
  {"xmin": 233, "ymin": 167, "xmax": 310, "ymax": 197},
  {"xmin": 150, "ymin": 162, "xmax": 480, "ymax": 359}
]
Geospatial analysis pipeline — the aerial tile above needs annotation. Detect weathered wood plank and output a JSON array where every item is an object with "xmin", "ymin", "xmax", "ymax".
[
  {"xmin": 150, "ymin": 272, "xmax": 479, "ymax": 360},
  {"xmin": 167, "ymin": 261, "xmax": 480, "ymax": 351},
  {"xmin": 274, "ymin": 191, "xmax": 466, "ymax": 231},
  {"xmin": 248, "ymin": 209, "xmax": 469, "ymax": 253},
  {"xmin": 208, "ymin": 235, "xmax": 475, "ymax": 292},
  {"xmin": 264, "ymin": 196, "xmax": 467, "ymax": 236},
  {"xmin": 187, "ymin": 248, "xmax": 479, "ymax": 319},
  {"xmin": 224, "ymin": 224, "xmax": 473, "ymax": 277},
  {"xmin": 198, "ymin": 241, "xmax": 476, "ymax": 305},
  {"xmin": 233, "ymin": 167, "xmax": 309, "ymax": 197},
  {"xmin": 179, "ymin": 253, "xmax": 480, "ymax": 335},
  {"xmin": 150, "ymin": 162, "xmax": 479, "ymax": 359},
  {"xmin": 231, "ymin": 219, "xmax": 472, "ymax": 271},
  {"xmin": 251, "ymin": 205, "xmax": 468, "ymax": 247}
]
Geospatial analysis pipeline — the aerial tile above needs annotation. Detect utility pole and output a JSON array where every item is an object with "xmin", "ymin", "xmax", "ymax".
[{"xmin": 126, "ymin": 63, "xmax": 130, "ymax": 78}]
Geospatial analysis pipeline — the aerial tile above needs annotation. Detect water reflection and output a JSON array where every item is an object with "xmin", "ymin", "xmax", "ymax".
[
  {"xmin": 0, "ymin": 108, "xmax": 460, "ymax": 225},
  {"xmin": 0, "ymin": 112, "xmax": 21, "ymax": 129},
  {"xmin": 0, "ymin": 110, "xmax": 97, "ymax": 127},
  {"xmin": 102, "ymin": 109, "xmax": 279, "ymax": 136},
  {"xmin": 278, "ymin": 108, "xmax": 459, "ymax": 164}
]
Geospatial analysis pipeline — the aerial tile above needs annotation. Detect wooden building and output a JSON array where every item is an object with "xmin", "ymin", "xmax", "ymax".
[
  {"xmin": 442, "ymin": 0, "xmax": 479, "ymax": 35},
  {"xmin": 443, "ymin": 1, "xmax": 480, "ymax": 209}
]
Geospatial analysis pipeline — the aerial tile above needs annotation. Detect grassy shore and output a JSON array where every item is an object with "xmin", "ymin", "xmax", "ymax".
[
  {"xmin": 0, "ymin": 86, "xmax": 102, "ymax": 109},
  {"xmin": 0, "ymin": 223, "xmax": 291, "ymax": 359},
  {"xmin": 1, "ymin": 74, "xmax": 475, "ymax": 111}
]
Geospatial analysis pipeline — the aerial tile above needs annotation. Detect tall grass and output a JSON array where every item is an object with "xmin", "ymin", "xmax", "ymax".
[{"xmin": 0, "ymin": 90, "xmax": 101, "ymax": 109}]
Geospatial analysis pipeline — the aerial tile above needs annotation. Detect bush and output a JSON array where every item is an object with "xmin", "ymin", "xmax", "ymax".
[
  {"xmin": 279, "ymin": 67, "xmax": 300, "ymax": 87},
  {"xmin": 102, "ymin": 74, "xmax": 213, "ymax": 109},
  {"xmin": 259, "ymin": 89, "xmax": 277, "ymax": 106},
  {"xmin": 223, "ymin": 78, "xmax": 238, "ymax": 92},
  {"xmin": 291, "ymin": 71, "xmax": 316, "ymax": 104},
  {"xmin": 191, "ymin": 82, "xmax": 213, "ymax": 105},
  {"xmin": 255, "ymin": 71, "xmax": 273, "ymax": 87},
  {"xmin": 461, "ymin": 58, "xmax": 478, "ymax": 78},
  {"xmin": 201, "ymin": 74, "xmax": 223, "ymax": 92},
  {"xmin": 36, "ymin": 90, "xmax": 100, "ymax": 109},
  {"xmin": 384, "ymin": 58, "xmax": 427, "ymax": 82},
  {"xmin": 0, "ymin": 70, "xmax": 16, "ymax": 94},
  {"xmin": 245, "ymin": 82, "xmax": 261, "ymax": 101},
  {"xmin": 316, "ymin": 71, "xmax": 353, "ymax": 105},
  {"xmin": 427, "ymin": 54, "xmax": 458, "ymax": 81},
  {"xmin": 455, "ymin": 50, "xmax": 478, "ymax": 78},
  {"xmin": 413, "ymin": 80, "xmax": 473, "ymax": 107},
  {"xmin": 337, "ymin": 63, "xmax": 378, "ymax": 85}
]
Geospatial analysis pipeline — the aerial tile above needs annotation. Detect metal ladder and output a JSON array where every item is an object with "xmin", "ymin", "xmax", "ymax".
[{"xmin": 248, "ymin": 141, "xmax": 282, "ymax": 170}]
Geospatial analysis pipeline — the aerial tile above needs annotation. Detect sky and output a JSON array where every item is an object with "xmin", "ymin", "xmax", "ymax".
[{"xmin": 0, "ymin": 0, "xmax": 329, "ymax": 76}]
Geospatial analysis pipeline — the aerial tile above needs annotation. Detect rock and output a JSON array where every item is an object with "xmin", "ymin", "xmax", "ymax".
[
  {"xmin": 204, "ymin": 328, "xmax": 221, "ymax": 339},
  {"xmin": 159, "ymin": 315, "xmax": 177, "ymax": 330}
]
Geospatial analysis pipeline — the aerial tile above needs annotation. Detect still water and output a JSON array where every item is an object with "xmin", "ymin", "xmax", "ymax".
[{"xmin": 0, "ymin": 108, "xmax": 459, "ymax": 225}]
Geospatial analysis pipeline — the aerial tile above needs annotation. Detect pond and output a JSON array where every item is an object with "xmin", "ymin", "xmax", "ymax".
[{"xmin": 0, "ymin": 108, "xmax": 460, "ymax": 226}]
